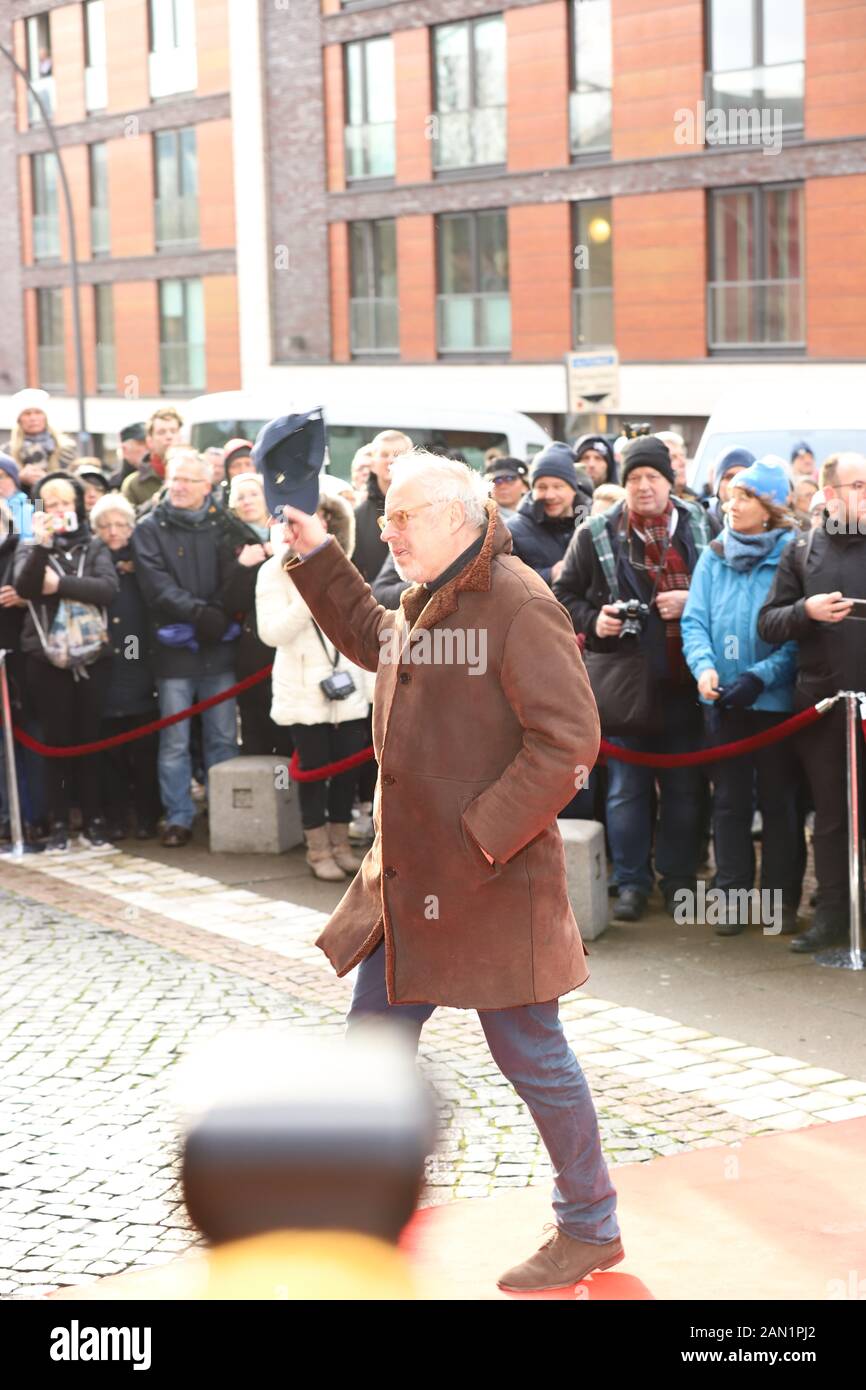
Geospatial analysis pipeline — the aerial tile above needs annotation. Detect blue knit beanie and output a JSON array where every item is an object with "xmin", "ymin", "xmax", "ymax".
[
  {"xmin": 712, "ymin": 446, "xmax": 755, "ymax": 493},
  {"xmin": 0, "ymin": 452, "xmax": 19, "ymax": 488},
  {"xmin": 730, "ymin": 456, "xmax": 791, "ymax": 509}
]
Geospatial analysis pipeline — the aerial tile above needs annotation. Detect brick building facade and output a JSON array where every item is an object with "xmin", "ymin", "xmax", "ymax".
[{"xmin": 1, "ymin": 0, "xmax": 864, "ymax": 449}]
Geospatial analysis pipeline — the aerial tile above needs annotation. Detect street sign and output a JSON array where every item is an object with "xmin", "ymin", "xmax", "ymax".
[{"xmin": 565, "ymin": 349, "xmax": 619, "ymax": 414}]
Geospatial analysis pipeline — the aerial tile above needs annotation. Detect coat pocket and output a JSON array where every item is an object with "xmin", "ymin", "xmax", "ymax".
[{"xmin": 458, "ymin": 793, "xmax": 501, "ymax": 878}]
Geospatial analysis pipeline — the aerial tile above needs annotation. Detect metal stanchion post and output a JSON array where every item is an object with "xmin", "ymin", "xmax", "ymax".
[
  {"xmin": 816, "ymin": 690, "xmax": 865, "ymax": 971},
  {"xmin": 0, "ymin": 650, "xmax": 25, "ymax": 861}
]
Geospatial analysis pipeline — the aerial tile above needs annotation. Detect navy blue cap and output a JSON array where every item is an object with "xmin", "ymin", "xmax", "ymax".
[{"xmin": 253, "ymin": 409, "xmax": 325, "ymax": 517}]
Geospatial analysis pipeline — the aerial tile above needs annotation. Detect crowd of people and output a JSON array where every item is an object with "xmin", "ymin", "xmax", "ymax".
[{"xmin": 0, "ymin": 384, "xmax": 863, "ymax": 953}]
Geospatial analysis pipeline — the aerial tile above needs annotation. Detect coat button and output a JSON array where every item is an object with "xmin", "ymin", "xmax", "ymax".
[
  {"xmin": 383, "ymin": 866, "xmax": 397, "ymax": 878},
  {"xmin": 382, "ymin": 774, "xmax": 395, "ymax": 786},
  {"xmin": 399, "ymin": 672, "xmax": 411, "ymax": 684}
]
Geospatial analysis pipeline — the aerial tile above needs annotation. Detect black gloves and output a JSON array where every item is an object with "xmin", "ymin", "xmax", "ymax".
[
  {"xmin": 717, "ymin": 672, "xmax": 765, "ymax": 711},
  {"xmin": 194, "ymin": 605, "xmax": 230, "ymax": 644}
]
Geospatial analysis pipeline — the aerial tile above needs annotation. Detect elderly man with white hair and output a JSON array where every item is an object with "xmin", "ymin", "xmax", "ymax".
[
  {"xmin": 281, "ymin": 451, "xmax": 623, "ymax": 1293},
  {"xmin": 759, "ymin": 450, "xmax": 866, "ymax": 953}
]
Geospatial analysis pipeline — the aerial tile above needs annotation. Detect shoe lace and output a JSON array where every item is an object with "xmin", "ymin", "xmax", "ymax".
[{"xmin": 539, "ymin": 1222, "xmax": 560, "ymax": 1250}]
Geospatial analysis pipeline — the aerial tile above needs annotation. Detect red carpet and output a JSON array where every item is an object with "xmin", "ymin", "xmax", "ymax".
[{"xmin": 400, "ymin": 1117, "xmax": 866, "ymax": 1300}]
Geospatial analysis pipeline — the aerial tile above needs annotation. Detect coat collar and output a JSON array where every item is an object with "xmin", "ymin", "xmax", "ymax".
[{"xmin": 399, "ymin": 500, "xmax": 511, "ymax": 633}]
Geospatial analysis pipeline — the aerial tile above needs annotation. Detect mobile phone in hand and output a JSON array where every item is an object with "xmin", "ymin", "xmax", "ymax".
[{"xmin": 845, "ymin": 598, "xmax": 866, "ymax": 621}]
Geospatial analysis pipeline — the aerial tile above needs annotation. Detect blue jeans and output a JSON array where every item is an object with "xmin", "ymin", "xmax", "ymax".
[
  {"xmin": 605, "ymin": 687, "xmax": 704, "ymax": 896},
  {"xmin": 156, "ymin": 674, "xmax": 239, "ymax": 828},
  {"xmin": 347, "ymin": 940, "xmax": 620, "ymax": 1244}
]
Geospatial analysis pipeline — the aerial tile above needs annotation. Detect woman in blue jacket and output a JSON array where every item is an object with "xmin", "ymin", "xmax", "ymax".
[{"xmin": 682, "ymin": 459, "xmax": 804, "ymax": 936}]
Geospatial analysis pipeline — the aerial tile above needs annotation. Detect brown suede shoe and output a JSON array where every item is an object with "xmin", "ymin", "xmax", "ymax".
[{"xmin": 497, "ymin": 1225, "xmax": 624, "ymax": 1293}]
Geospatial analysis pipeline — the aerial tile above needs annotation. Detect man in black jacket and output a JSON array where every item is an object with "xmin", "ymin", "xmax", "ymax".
[
  {"xmin": 131, "ymin": 452, "xmax": 239, "ymax": 846},
  {"xmin": 758, "ymin": 451, "xmax": 866, "ymax": 952},
  {"xmin": 554, "ymin": 437, "xmax": 711, "ymax": 922},
  {"xmin": 506, "ymin": 443, "xmax": 593, "ymax": 586},
  {"xmin": 352, "ymin": 430, "xmax": 413, "ymax": 582}
]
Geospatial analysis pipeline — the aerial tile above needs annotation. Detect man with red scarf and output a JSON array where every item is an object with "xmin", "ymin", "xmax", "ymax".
[
  {"xmin": 555, "ymin": 436, "xmax": 711, "ymax": 922},
  {"xmin": 121, "ymin": 407, "xmax": 183, "ymax": 511}
]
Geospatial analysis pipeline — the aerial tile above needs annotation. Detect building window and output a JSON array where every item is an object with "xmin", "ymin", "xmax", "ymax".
[
  {"xmin": 89, "ymin": 143, "xmax": 110, "ymax": 256},
  {"xmin": 84, "ymin": 1, "xmax": 107, "ymax": 112},
  {"xmin": 36, "ymin": 288, "xmax": 65, "ymax": 390},
  {"xmin": 32, "ymin": 152, "xmax": 61, "ymax": 261},
  {"xmin": 159, "ymin": 278, "xmax": 205, "ymax": 391},
  {"xmin": 572, "ymin": 200, "xmax": 613, "ymax": 346},
  {"xmin": 344, "ymin": 37, "xmax": 395, "ymax": 181},
  {"xmin": 94, "ymin": 284, "xmax": 115, "ymax": 392},
  {"xmin": 708, "ymin": 184, "xmax": 804, "ymax": 351},
  {"xmin": 25, "ymin": 12, "xmax": 54, "ymax": 126},
  {"xmin": 432, "ymin": 16, "xmax": 506, "ymax": 173},
  {"xmin": 569, "ymin": 0, "xmax": 612, "ymax": 157},
  {"xmin": 148, "ymin": 0, "xmax": 197, "ymax": 100},
  {"xmin": 706, "ymin": 0, "xmax": 804, "ymax": 144},
  {"xmin": 349, "ymin": 220, "xmax": 398, "ymax": 355},
  {"xmin": 154, "ymin": 128, "xmax": 198, "ymax": 247},
  {"xmin": 437, "ymin": 210, "xmax": 510, "ymax": 354}
]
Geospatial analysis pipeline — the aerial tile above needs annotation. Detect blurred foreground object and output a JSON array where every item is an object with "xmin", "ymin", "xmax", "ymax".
[{"xmin": 52, "ymin": 1025, "xmax": 439, "ymax": 1300}]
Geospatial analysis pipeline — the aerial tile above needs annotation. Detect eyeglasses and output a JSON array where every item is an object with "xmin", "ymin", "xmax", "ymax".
[
  {"xmin": 377, "ymin": 503, "xmax": 436, "ymax": 532},
  {"xmin": 491, "ymin": 475, "xmax": 520, "ymax": 486},
  {"xmin": 836, "ymin": 480, "xmax": 866, "ymax": 492}
]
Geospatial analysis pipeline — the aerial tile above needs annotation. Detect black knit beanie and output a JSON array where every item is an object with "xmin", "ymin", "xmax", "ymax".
[{"xmin": 620, "ymin": 436, "xmax": 676, "ymax": 487}]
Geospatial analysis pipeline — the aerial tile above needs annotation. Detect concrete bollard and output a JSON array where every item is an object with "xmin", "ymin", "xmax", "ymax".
[
  {"xmin": 209, "ymin": 756, "xmax": 304, "ymax": 854},
  {"xmin": 557, "ymin": 819, "xmax": 608, "ymax": 941}
]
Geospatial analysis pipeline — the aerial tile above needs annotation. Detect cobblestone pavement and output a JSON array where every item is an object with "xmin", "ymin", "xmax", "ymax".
[{"xmin": 2, "ymin": 845, "xmax": 866, "ymax": 1298}]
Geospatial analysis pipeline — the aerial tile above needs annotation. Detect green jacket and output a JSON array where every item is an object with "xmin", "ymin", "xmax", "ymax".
[{"xmin": 121, "ymin": 462, "xmax": 165, "ymax": 510}]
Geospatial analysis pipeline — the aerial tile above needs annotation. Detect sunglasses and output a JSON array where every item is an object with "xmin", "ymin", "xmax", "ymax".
[{"xmin": 377, "ymin": 503, "xmax": 436, "ymax": 532}]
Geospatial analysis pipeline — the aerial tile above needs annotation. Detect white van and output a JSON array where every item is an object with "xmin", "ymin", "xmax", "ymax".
[
  {"xmin": 183, "ymin": 392, "xmax": 552, "ymax": 478},
  {"xmin": 689, "ymin": 381, "xmax": 866, "ymax": 497}
]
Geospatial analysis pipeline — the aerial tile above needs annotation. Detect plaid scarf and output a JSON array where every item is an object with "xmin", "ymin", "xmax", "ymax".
[{"xmin": 627, "ymin": 500, "xmax": 691, "ymax": 681}]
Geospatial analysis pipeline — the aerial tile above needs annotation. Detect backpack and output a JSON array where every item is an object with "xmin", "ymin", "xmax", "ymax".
[{"xmin": 28, "ymin": 551, "xmax": 110, "ymax": 677}]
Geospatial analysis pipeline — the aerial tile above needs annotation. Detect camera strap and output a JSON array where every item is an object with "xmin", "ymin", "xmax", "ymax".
[{"xmin": 311, "ymin": 619, "xmax": 339, "ymax": 672}]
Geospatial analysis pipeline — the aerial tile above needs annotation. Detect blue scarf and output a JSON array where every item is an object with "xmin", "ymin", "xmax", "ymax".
[{"xmin": 722, "ymin": 526, "xmax": 787, "ymax": 573}]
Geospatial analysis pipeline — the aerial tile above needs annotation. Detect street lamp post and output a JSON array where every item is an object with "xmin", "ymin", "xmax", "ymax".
[{"xmin": 0, "ymin": 41, "xmax": 91, "ymax": 454}]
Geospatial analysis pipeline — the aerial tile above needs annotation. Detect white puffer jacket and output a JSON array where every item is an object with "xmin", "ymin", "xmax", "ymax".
[{"xmin": 255, "ymin": 494, "xmax": 375, "ymax": 727}]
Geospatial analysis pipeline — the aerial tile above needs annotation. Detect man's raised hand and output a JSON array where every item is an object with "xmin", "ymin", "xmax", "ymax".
[{"xmin": 280, "ymin": 505, "xmax": 328, "ymax": 556}]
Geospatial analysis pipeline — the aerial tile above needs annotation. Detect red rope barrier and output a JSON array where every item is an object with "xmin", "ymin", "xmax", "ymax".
[
  {"xmin": 11, "ymin": 665, "xmax": 273, "ymax": 757},
  {"xmin": 288, "ymin": 747, "xmax": 375, "ymax": 782},
  {"xmin": 599, "ymin": 703, "xmax": 826, "ymax": 767},
  {"xmin": 3, "ymin": 645, "xmax": 837, "ymax": 778}
]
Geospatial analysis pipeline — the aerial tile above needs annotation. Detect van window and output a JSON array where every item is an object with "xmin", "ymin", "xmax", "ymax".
[
  {"xmin": 191, "ymin": 419, "xmax": 268, "ymax": 453},
  {"xmin": 693, "ymin": 429, "xmax": 866, "ymax": 495},
  {"xmin": 191, "ymin": 419, "xmax": 514, "ymax": 479},
  {"xmin": 326, "ymin": 426, "xmax": 509, "ymax": 478}
]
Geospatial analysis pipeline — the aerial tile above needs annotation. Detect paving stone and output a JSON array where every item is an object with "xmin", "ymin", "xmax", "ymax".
[
  {"xmin": 1, "ymin": 852, "xmax": 862, "ymax": 1300},
  {"xmin": 816, "ymin": 1103, "xmax": 866, "ymax": 1122},
  {"xmin": 725, "ymin": 1096, "xmax": 802, "ymax": 1121}
]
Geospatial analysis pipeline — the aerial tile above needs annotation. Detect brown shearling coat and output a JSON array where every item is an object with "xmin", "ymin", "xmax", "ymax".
[{"xmin": 287, "ymin": 501, "xmax": 600, "ymax": 1009}]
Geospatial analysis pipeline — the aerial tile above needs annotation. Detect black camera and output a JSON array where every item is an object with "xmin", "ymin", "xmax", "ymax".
[
  {"xmin": 624, "ymin": 422, "xmax": 652, "ymax": 440},
  {"xmin": 320, "ymin": 670, "xmax": 357, "ymax": 701},
  {"xmin": 611, "ymin": 599, "xmax": 650, "ymax": 639}
]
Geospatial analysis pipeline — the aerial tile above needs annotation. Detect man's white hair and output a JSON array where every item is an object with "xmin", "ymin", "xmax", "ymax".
[
  {"xmin": 836, "ymin": 451, "xmax": 866, "ymax": 472},
  {"xmin": 388, "ymin": 450, "xmax": 489, "ymax": 529},
  {"xmin": 166, "ymin": 447, "xmax": 209, "ymax": 478}
]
